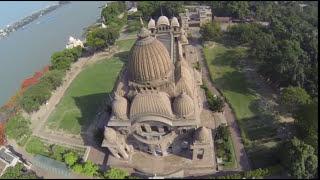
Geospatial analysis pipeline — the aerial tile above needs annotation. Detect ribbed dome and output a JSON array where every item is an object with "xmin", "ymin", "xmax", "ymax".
[
  {"xmin": 104, "ymin": 127, "xmax": 117, "ymax": 143},
  {"xmin": 130, "ymin": 92, "xmax": 173, "ymax": 118},
  {"xmin": 128, "ymin": 29, "xmax": 172, "ymax": 83},
  {"xmin": 171, "ymin": 17, "xmax": 180, "ymax": 27},
  {"xmin": 148, "ymin": 18, "xmax": 156, "ymax": 29},
  {"xmin": 112, "ymin": 95, "xmax": 128, "ymax": 119},
  {"xmin": 195, "ymin": 127, "xmax": 210, "ymax": 143},
  {"xmin": 157, "ymin": 16, "xmax": 170, "ymax": 26},
  {"xmin": 173, "ymin": 92, "xmax": 194, "ymax": 118}
]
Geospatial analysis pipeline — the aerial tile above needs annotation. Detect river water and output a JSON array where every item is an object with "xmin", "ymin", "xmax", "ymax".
[{"xmin": 0, "ymin": 1, "xmax": 107, "ymax": 106}]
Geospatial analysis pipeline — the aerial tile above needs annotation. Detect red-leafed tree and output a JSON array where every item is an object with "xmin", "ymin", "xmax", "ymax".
[{"xmin": 0, "ymin": 122, "xmax": 6, "ymax": 145}]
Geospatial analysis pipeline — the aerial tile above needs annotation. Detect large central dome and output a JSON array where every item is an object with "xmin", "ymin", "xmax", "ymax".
[{"xmin": 128, "ymin": 27, "xmax": 172, "ymax": 84}]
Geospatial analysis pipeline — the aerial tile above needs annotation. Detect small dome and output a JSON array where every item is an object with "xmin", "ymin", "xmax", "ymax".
[
  {"xmin": 157, "ymin": 16, "xmax": 170, "ymax": 26},
  {"xmin": 148, "ymin": 18, "xmax": 156, "ymax": 29},
  {"xmin": 173, "ymin": 92, "xmax": 194, "ymax": 118},
  {"xmin": 112, "ymin": 95, "xmax": 128, "ymax": 119},
  {"xmin": 195, "ymin": 127, "xmax": 210, "ymax": 143},
  {"xmin": 180, "ymin": 33, "xmax": 188, "ymax": 44},
  {"xmin": 130, "ymin": 92, "xmax": 173, "ymax": 118},
  {"xmin": 104, "ymin": 127, "xmax": 117, "ymax": 143},
  {"xmin": 128, "ymin": 27, "xmax": 172, "ymax": 83},
  {"xmin": 171, "ymin": 17, "xmax": 180, "ymax": 27}
]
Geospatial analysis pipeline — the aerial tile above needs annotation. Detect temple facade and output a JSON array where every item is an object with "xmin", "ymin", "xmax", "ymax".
[{"xmin": 101, "ymin": 16, "xmax": 215, "ymax": 174}]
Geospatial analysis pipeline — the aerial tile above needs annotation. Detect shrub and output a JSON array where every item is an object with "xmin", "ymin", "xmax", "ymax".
[
  {"xmin": 50, "ymin": 145, "xmax": 66, "ymax": 162},
  {"xmin": 50, "ymin": 50, "xmax": 74, "ymax": 71},
  {"xmin": 19, "ymin": 83, "xmax": 51, "ymax": 113},
  {"xmin": 39, "ymin": 70, "xmax": 65, "ymax": 91},
  {"xmin": 72, "ymin": 164, "xmax": 83, "ymax": 174},
  {"xmin": 5, "ymin": 114, "xmax": 32, "ymax": 146},
  {"xmin": 104, "ymin": 167, "xmax": 129, "ymax": 179},
  {"xmin": 63, "ymin": 152, "xmax": 79, "ymax": 167},
  {"xmin": 207, "ymin": 95, "xmax": 225, "ymax": 112},
  {"xmin": 82, "ymin": 161, "xmax": 99, "ymax": 177},
  {"xmin": 0, "ymin": 163, "xmax": 38, "ymax": 179},
  {"xmin": 25, "ymin": 137, "xmax": 49, "ymax": 156}
]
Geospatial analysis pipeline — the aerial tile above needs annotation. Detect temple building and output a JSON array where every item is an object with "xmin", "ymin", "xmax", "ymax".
[{"xmin": 102, "ymin": 16, "xmax": 215, "ymax": 175}]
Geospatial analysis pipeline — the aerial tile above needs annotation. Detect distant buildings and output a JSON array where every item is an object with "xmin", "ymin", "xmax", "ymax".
[
  {"xmin": 66, "ymin": 36, "xmax": 84, "ymax": 49},
  {"xmin": 179, "ymin": 5, "xmax": 212, "ymax": 31}
]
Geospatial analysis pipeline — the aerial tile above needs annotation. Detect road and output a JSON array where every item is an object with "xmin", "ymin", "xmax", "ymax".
[{"xmin": 189, "ymin": 27, "xmax": 251, "ymax": 171}]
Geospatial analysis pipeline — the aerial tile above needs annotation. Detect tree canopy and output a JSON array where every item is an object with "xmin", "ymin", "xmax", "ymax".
[
  {"xmin": 280, "ymin": 86, "xmax": 311, "ymax": 113},
  {"xmin": 280, "ymin": 137, "xmax": 318, "ymax": 179},
  {"xmin": 200, "ymin": 22, "xmax": 222, "ymax": 42},
  {"xmin": 137, "ymin": 1, "xmax": 185, "ymax": 20},
  {"xmin": 104, "ymin": 167, "xmax": 129, "ymax": 179}
]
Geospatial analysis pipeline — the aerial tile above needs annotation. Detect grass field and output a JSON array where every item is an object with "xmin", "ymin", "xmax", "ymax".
[
  {"xmin": 46, "ymin": 57, "xmax": 124, "ymax": 134},
  {"xmin": 116, "ymin": 38, "xmax": 136, "ymax": 52},
  {"xmin": 47, "ymin": 39, "xmax": 135, "ymax": 134},
  {"xmin": 204, "ymin": 43, "xmax": 280, "ymax": 168}
]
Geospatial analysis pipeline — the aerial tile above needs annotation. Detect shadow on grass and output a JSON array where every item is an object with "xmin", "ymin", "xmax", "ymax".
[
  {"xmin": 247, "ymin": 142, "xmax": 282, "ymax": 169},
  {"xmin": 73, "ymin": 93, "xmax": 110, "ymax": 145},
  {"xmin": 213, "ymin": 71, "xmax": 255, "ymax": 96},
  {"xmin": 113, "ymin": 51, "xmax": 130, "ymax": 63}
]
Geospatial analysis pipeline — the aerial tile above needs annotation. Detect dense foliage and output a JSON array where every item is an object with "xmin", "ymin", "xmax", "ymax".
[
  {"xmin": 205, "ymin": 1, "xmax": 318, "ymax": 98},
  {"xmin": 86, "ymin": 27, "xmax": 120, "ymax": 50},
  {"xmin": 279, "ymin": 86, "xmax": 311, "ymax": 113},
  {"xmin": 202, "ymin": 83, "xmax": 225, "ymax": 112},
  {"xmin": 294, "ymin": 100, "xmax": 318, "ymax": 151},
  {"xmin": 280, "ymin": 137, "xmax": 318, "ymax": 179},
  {"xmin": 39, "ymin": 70, "xmax": 65, "ymax": 91},
  {"xmin": 5, "ymin": 114, "xmax": 32, "ymax": 146},
  {"xmin": 137, "ymin": 1, "xmax": 185, "ymax": 20},
  {"xmin": 101, "ymin": 2, "xmax": 126, "ymax": 25},
  {"xmin": 0, "ymin": 163, "xmax": 38, "ymax": 179},
  {"xmin": 19, "ymin": 82, "xmax": 51, "ymax": 113},
  {"xmin": 200, "ymin": 22, "xmax": 222, "ymax": 42},
  {"xmin": 104, "ymin": 167, "xmax": 129, "ymax": 179},
  {"xmin": 215, "ymin": 126, "xmax": 233, "ymax": 164}
]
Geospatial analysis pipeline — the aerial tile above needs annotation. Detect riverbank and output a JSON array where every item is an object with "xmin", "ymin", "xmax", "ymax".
[{"xmin": 0, "ymin": 1, "xmax": 70, "ymax": 39}]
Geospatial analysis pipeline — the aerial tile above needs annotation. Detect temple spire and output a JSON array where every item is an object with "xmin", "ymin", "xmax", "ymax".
[{"xmin": 140, "ymin": 16, "xmax": 144, "ymax": 27}]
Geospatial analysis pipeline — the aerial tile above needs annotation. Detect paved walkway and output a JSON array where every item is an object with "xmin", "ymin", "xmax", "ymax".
[{"xmin": 189, "ymin": 33, "xmax": 251, "ymax": 171}]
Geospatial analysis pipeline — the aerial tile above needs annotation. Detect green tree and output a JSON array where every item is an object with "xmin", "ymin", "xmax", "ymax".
[
  {"xmin": 39, "ymin": 70, "xmax": 65, "ymax": 90},
  {"xmin": 82, "ymin": 161, "xmax": 99, "ymax": 177},
  {"xmin": 280, "ymin": 86, "xmax": 311, "ymax": 113},
  {"xmin": 0, "ymin": 163, "xmax": 38, "ymax": 179},
  {"xmin": 20, "ymin": 83, "xmax": 51, "ymax": 113},
  {"xmin": 50, "ymin": 50, "xmax": 74, "ymax": 71},
  {"xmin": 50, "ymin": 145, "xmax": 66, "ymax": 162},
  {"xmin": 200, "ymin": 22, "xmax": 222, "ymax": 42},
  {"xmin": 294, "ymin": 100, "xmax": 318, "ymax": 151},
  {"xmin": 280, "ymin": 137, "xmax": 318, "ymax": 179},
  {"xmin": 104, "ymin": 167, "xmax": 129, "ymax": 179},
  {"xmin": 63, "ymin": 152, "xmax": 79, "ymax": 167},
  {"xmin": 225, "ymin": 1, "xmax": 250, "ymax": 19},
  {"xmin": 72, "ymin": 164, "xmax": 83, "ymax": 174}
]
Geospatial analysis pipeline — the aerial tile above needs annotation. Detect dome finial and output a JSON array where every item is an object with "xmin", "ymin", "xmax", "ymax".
[{"xmin": 140, "ymin": 16, "xmax": 144, "ymax": 27}]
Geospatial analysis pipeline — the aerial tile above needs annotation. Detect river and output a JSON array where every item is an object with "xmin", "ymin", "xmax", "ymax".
[{"xmin": 0, "ymin": 1, "xmax": 107, "ymax": 106}]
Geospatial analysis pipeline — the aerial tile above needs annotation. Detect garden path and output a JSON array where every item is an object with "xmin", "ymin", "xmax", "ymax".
[{"xmin": 188, "ymin": 28, "xmax": 251, "ymax": 171}]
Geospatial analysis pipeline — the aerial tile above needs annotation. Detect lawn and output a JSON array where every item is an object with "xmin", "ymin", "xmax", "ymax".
[
  {"xmin": 46, "ymin": 57, "xmax": 124, "ymax": 134},
  {"xmin": 203, "ymin": 43, "xmax": 280, "ymax": 168},
  {"xmin": 116, "ymin": 38, "xmax": 136, "ymax": 52}
]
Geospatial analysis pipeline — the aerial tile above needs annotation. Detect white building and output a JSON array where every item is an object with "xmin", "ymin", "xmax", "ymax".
[
  {"xmin": 66, "ymin": 36, "xmax": 84, "ymax": 49},
  {"xmin": 0, "ymin": 146, "xmax": 20, "ymax": 176}
]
